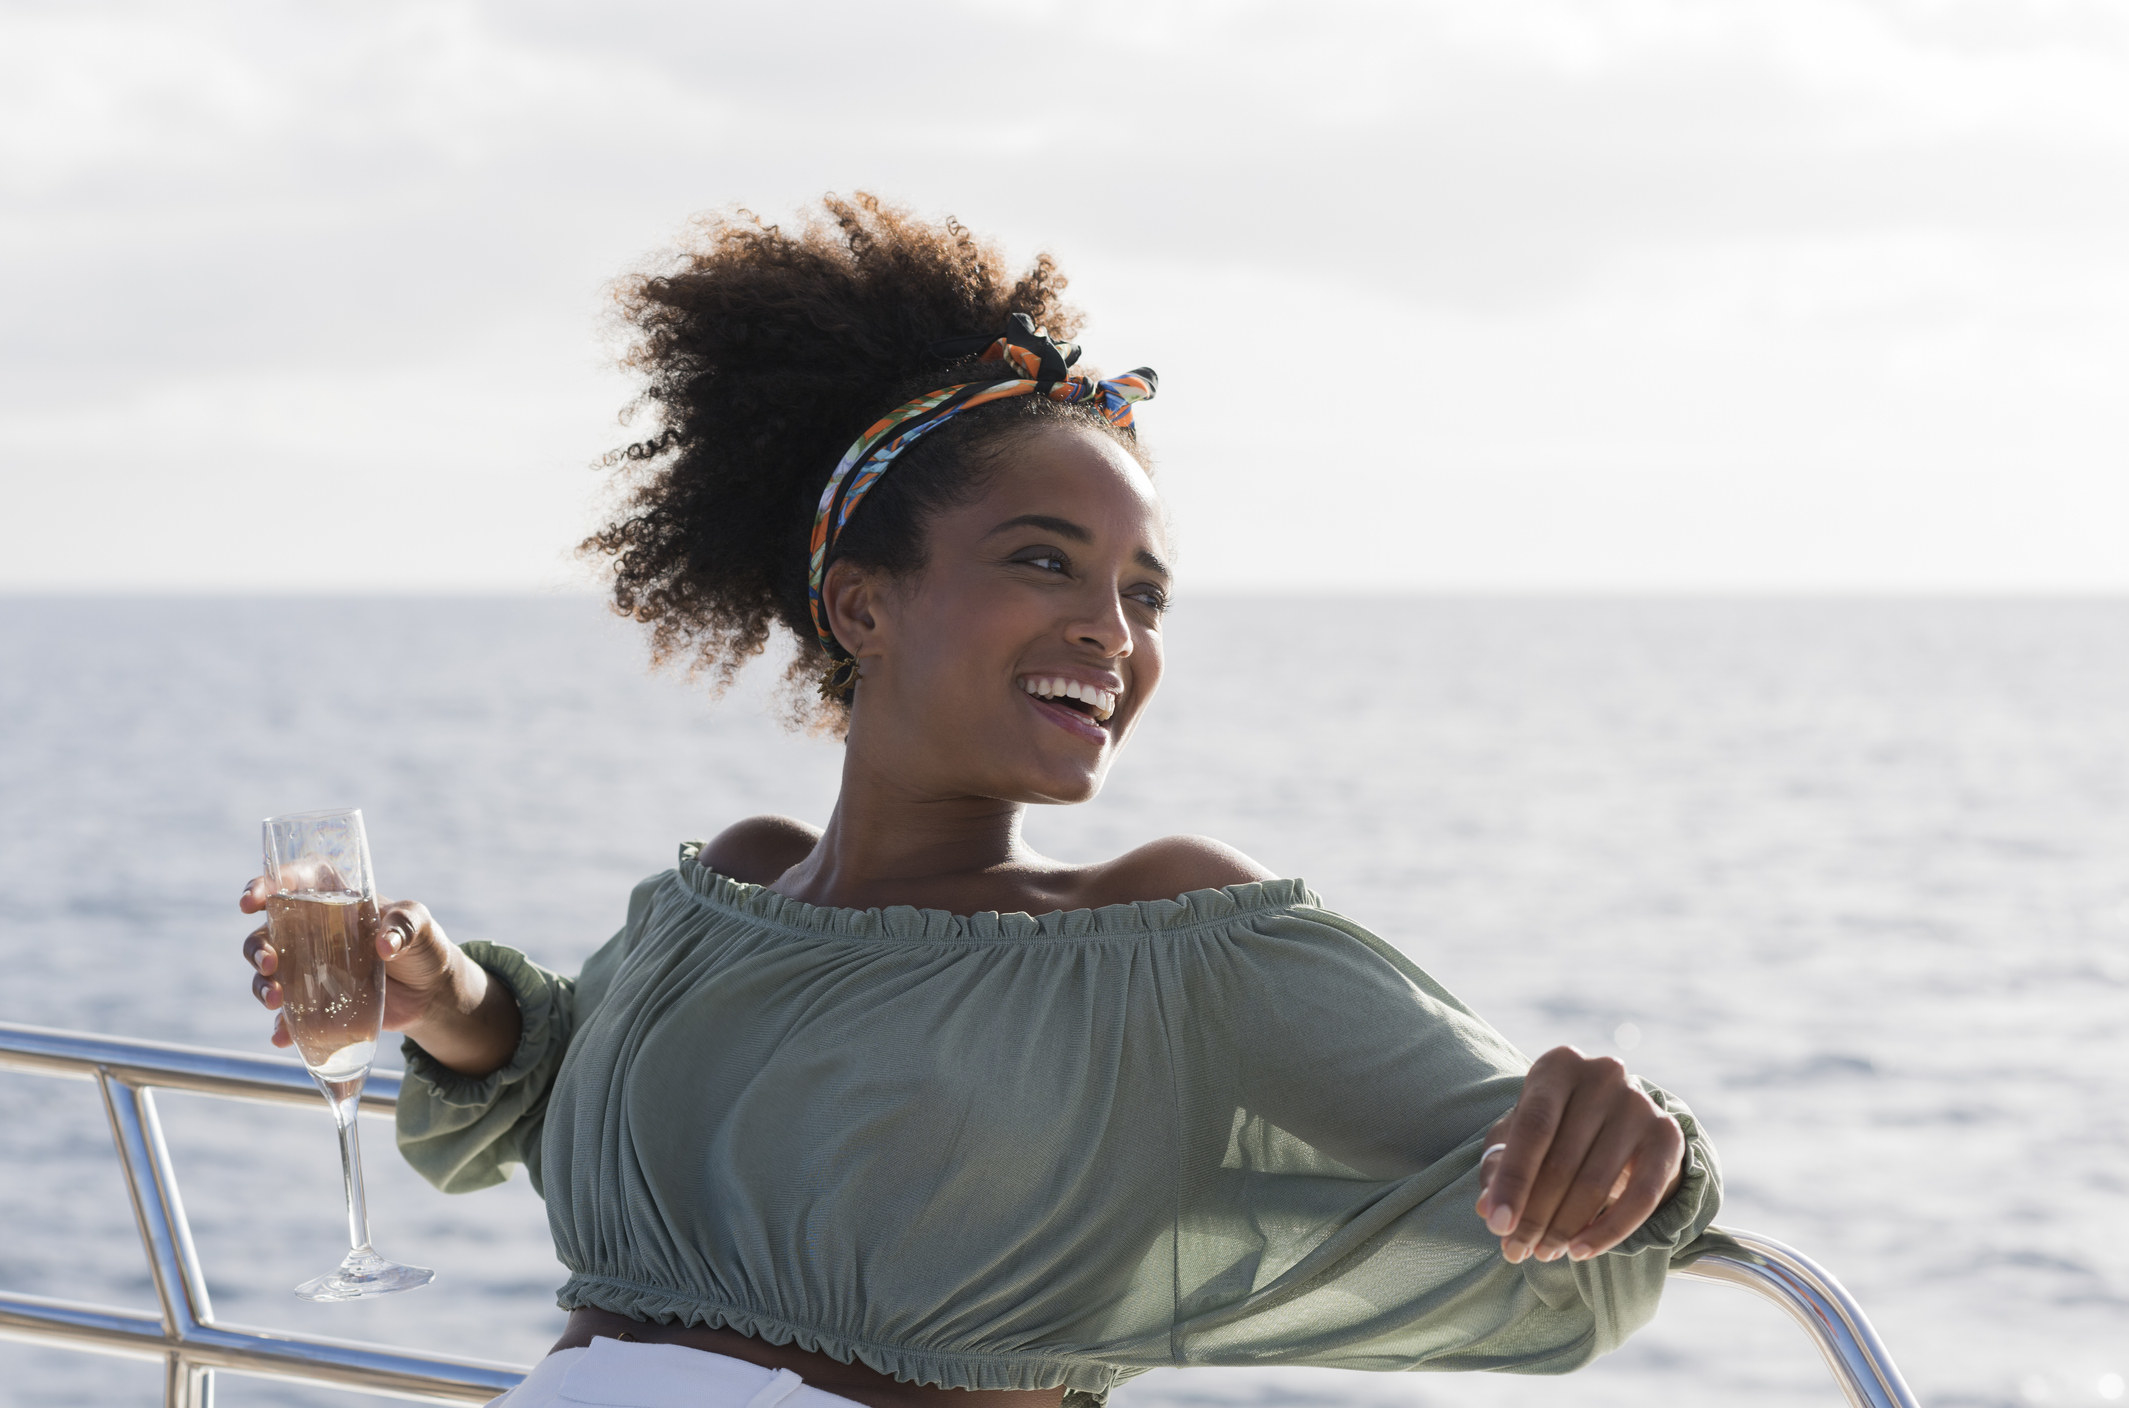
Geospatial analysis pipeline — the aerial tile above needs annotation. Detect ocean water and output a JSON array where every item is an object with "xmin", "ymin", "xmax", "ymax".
[{"xmin": 0, "ymin": 595, "xmax": 2124, "ymax": 1408}]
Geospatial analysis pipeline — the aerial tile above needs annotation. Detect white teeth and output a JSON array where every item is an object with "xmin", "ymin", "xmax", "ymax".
[{"xmin": 1019, "ymin": 676, "xmax": 1119, "ymax": 723}]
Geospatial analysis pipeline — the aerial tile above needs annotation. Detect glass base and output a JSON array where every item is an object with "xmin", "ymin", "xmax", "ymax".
[{"xmin": 294, "ymin": 1247, "xmax": 435, "ymax": 1302}]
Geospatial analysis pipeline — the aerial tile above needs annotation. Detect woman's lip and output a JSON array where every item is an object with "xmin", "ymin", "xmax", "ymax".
[{"xmin": 1024, "ymin": 691, "xmax": 1110, "ymax": 745}]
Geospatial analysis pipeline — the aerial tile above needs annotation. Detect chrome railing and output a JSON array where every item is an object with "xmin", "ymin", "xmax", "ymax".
[
  {"xmin": 0, "ymin": 1022, "xmax": 526, "ymax": 1406},
  {"xmin": 0, "ymin": 1021, "xmax": 1920, "ymax": 1408},
  {"xmin": 1676, "ymin": 1230, "xmax": 1919, "ymax": 1408}
]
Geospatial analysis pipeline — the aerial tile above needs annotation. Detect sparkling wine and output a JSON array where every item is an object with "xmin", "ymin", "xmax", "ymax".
[{"xmin": 267, "ymin": 889, "xmax": 384, "ymax": 1089}]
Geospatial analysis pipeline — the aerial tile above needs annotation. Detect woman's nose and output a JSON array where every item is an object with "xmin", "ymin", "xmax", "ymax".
[{"xmin": 1068, "ymin": 589, "xmax": 1133, "ymax": 656}]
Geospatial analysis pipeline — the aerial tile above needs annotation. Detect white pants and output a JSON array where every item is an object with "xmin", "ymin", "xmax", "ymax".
[{"xmin": 490, "ymin": 1337, "xmax": 868, "ymax": 1408}]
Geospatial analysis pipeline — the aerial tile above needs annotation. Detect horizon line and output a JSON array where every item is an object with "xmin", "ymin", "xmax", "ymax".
[{"xmin": 7, "ymin": 586, "xmax": 2129, "ymax": 603}]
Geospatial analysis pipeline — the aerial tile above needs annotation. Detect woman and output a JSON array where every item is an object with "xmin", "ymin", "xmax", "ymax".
[{"xmin": 240, "ymin": 195, "xmax": 1719, "ymax": 1408}]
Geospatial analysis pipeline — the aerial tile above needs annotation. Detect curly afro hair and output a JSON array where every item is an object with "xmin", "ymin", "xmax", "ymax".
[{"xmin": 581, "ymin": 193, "xmax": 1151, "ymax": 731}]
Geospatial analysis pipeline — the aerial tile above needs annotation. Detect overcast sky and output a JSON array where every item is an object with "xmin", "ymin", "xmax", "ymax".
[{"xmin": 4, "ymin": 0, "xmax": 2126, "ymax": 593}]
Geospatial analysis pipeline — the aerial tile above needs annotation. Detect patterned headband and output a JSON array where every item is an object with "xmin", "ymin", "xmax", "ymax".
[{"xmin": 806, "ymin": 313, "xmax": 1157, "ymax": 653}]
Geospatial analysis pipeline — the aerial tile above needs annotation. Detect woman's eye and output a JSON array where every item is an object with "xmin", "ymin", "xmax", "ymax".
[
  {"xmin": 1021, "ymin": 552, "xmax": 1067, "ymax": 574},
  {"xmin": 1129, "ymin": 589, "xmax": 1169, "ymax": 614}
]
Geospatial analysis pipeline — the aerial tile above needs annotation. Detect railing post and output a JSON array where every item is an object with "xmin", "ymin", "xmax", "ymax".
[
  {"xmin": 98, "ymin": 1072, "xmax": 214, "ymax": 1338},
  {"xmin": 165, "ymin": 1352, "xmax": 215, "ymax": 1408}
]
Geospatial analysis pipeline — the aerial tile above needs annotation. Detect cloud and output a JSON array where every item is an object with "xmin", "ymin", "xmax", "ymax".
[{"xmin": 1, "ymin": 0, "xmax": 2124, "ymax": 589}]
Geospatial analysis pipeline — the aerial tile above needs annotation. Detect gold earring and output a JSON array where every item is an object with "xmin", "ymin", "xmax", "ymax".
[{"xmin": 817, "ymin": 655, "xmax": 861, "ymax": 701}]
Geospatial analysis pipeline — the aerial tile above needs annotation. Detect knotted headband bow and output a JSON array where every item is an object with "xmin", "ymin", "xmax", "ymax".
[{"xmin": 806, "ymin": 314, "xmax": 1157, "ymax": 653}]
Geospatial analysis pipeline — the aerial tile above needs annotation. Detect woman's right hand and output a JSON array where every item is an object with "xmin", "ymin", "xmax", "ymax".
[{"xmin": 240, "ymin": 881, "xmax": 521, "ymax": 1075}]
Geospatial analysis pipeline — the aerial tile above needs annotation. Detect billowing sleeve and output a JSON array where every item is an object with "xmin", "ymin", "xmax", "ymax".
[
  {"xmin": 1153, "ymin": 901, "xmax": 1721, "ymax": 1376},
  {"xmin": 393, "ymin": 872, "xmax": 668, "ymax": 1196}
]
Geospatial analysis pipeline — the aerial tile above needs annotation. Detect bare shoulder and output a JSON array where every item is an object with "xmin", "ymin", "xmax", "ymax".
[
  {"xmin": 698, "ymin": 814, "xmax": 821, "ymax": 886},
  {"xmin": 1086, "ymin": 834, "xmax": 1278, "ymax": 906}
]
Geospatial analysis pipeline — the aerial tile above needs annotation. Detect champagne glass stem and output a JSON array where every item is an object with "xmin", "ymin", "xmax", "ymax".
[{"xmin": 326, "ymin": 1085, "xmax": 375, "ymax": 1256}]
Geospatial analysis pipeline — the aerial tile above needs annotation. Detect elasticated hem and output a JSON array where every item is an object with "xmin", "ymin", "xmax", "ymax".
[
  {"xmin": 556, "ymin": 1273, "xmax": 1117, "ymax": 1399},
  {"xmin": 398, "ymin": 939, "xmax": 566, "ymax": 1107},
  {"xmin": 673, "ymin": 841, "xmax": 1319, "ymax": 945},
  {"xmin": 1617, "ymin": 1081, "xmax": 1721, "ymax": 1262}
]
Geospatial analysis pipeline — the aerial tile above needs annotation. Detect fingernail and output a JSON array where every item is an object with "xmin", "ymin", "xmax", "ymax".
[
  {"xmin": 1567, "ymin": 1243, "xmax": 1593, "ymax": 1261},
  {"xmin": 1502, "ymin": 1242, "xmax": 1525, "ymax": 1263},
  {"xmin": 1486, "ymin": 1207, "xmax": 1515, "ymax": 1236},
  {"xmin": 1538, "ymin": 1246, "xmax": 1563, "ymax": 1262}
]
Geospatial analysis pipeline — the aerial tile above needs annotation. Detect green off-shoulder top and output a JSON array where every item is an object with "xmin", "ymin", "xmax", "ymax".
[{"xmin": 396, "ymin": 844, "xmax": 1721, "ymax": 1406}]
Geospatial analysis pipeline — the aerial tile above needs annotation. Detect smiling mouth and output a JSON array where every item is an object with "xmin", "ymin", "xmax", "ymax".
[{"xmin": 1019, "ymin": 676, "xmax": 1119, "ymax": 725}]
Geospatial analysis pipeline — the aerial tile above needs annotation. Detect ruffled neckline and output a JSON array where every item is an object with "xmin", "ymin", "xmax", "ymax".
[{"xmin": 672, "ymin": 841, "xmax": 1318, "ymax": 943}]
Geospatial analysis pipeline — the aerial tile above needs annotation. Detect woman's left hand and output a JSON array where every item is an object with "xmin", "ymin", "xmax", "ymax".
[{"xmin": 1473, "ymin": 1046, "xmax": 1685, "ymax": 1264}]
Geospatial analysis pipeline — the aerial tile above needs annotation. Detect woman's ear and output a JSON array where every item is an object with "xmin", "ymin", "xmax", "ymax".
[{"xmin": 821, "ymin": 558, "xmax": 889, "ymax": 659}]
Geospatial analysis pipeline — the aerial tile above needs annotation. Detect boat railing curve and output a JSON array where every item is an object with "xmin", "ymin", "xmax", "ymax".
[{"xmin": 0, "ymin": 1020, "xmax": 1919, "ymax": 1408}]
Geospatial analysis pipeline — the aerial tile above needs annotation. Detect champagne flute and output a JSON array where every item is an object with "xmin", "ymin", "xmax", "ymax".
[{"xmin": 262, "ymin": 807, "xmax": 435, "ymax": 1301}]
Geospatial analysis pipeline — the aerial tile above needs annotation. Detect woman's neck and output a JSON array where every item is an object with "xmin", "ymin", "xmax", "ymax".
[{"xmin": 768, "ymin": 746, "xmax": 1061, "ymax": 909}]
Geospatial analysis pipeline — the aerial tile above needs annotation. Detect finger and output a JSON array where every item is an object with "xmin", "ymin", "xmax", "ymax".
[
  {"xmin": 1503, "ymin": 1080, "xmax": 1614, "ymax": 1262},
  {"xmin": 252, "ymin": 970, "xmax": 283, "ymax": 1010},
  {"xmin": 377, "ymin": 900, "xmax": 426, "ymax": 944},
  {"xmin": 1479, "ymin": 1143, "xmax": 1506, "ymax": 1182},
  {"xmin": 242, "ymin": 925, "xmax": 277, "ymax": 975},
  {"xmin": 1473, "ymin": 1141, "xmax": 1508, "ymax": 1218},
  {"xmin": 238, "ymin": 877, "xmax": 270, "ymax": 914},
  {"xmin": 1475, "ymin": 1128, "xmax": 1507, "ymax": 1212},
  {"xmin": 1565, "ymin": 1127, "xmax": 1684, "ymax": 1260},
  {"xmin": 376, "ymin": 900, "xmax": 439, "ymax": 961},
  {"xmin": 1477, "ymin": 1048, "xmax": 1577, "ymax": 1238},
  {"xmin": 270, "ymin": 1013, "xmax": 292, "ymax": 1049},
  {"xmin": 1530, "ymin": 1112, "xmax": 1646, "ymax": 1262}
]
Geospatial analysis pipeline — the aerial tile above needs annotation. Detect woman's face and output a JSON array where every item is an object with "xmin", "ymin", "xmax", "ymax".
[{"xmin": 832, "ymin": 423, "xmax": 1170, "ymax": 806}]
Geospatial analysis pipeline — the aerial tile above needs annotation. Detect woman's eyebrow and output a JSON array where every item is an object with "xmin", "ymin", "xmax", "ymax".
[
  {"xmin": 987, "ymin": 513, "xmax": 1170, "ymax": 579},
  {"xmin": 986, "ymin": 513, "xmax": 1089, "ymax": 542}
]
